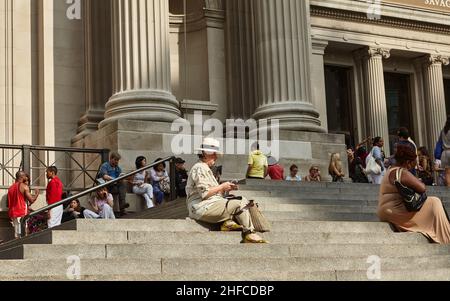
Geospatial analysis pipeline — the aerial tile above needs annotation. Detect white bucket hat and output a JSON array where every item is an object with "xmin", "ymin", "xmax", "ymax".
[{"xmin": 196, "ymin": 137, "xmax": 223, "ymax": 154}]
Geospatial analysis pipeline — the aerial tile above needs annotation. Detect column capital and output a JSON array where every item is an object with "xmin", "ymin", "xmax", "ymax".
[
  {"xmin": 415, "ymin": 54, "xmax": 450, "ymax": 67},
  {"xmin": 429, "ymin": 54, "xmax": 450, "ymax": 66},
  {"xmin": 355, "ymin": 47, "xmax": 391, "ymax": 60}
]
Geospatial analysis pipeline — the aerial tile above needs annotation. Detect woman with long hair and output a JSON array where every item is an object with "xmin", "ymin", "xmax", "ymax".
[
  {"xmin": 417, "ymin": 147, "xmax": 433, "ymax": 186},
  {"xmin": 378, "ymin": 144, "xmax": 450, "ymax": 244}
]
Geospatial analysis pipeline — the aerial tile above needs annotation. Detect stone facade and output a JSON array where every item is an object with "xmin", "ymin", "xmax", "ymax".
[{"xmin": 1, "ymin": 0, "xmax": 450, "ymax": 178}]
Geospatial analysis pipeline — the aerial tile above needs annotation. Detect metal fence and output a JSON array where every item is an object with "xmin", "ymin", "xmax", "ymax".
[{"xmin": 0, "ymin": 145, "xmax": 109, "ymax": 192}]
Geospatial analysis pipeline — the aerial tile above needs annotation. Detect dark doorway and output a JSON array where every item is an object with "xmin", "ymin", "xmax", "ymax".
[
  {"xmin": 325, "ymin": 65, "xmax": 355, "ymax": 148},
  {"xmin": 384, "ymin": 72, "xmax": 414, "ymax": 152},
  {"xmin": 445, "ymin": 78, "xmax": 450, "ymax": 116}
]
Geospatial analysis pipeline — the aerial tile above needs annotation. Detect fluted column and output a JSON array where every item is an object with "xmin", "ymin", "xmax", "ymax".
[
  {"xmin": 252, "ymin": 0, "xmax": 324, "ymax": 132},
  {"xmin": 311, "ymin": 38, "xmax": 329, "ymax": 132},
  {"xmin": 226, "ymin": 0, "xmax": 258, "ymax": 120},
  {"xmin": 73, "ymin": 0, "xmax": 112, "ymax": 143},
  {"xmin": 100, "ymin": 0, "xmax": 180, "ymax": 128},
  {"xmin": 423, "ymin": 54, "xmax": 449, "ymax": 148},
  {"xmin": 357, "ymin": 47, "xmax": 391, "ymax": 156}
]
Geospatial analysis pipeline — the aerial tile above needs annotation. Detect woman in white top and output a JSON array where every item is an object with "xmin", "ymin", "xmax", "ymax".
[{"xmin": 131, "ymin": 156, "xmax": 154, "ymax": 209}]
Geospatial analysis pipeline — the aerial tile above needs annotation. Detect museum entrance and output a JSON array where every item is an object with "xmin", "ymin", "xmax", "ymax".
[
  {"xmin": 445, "ymin": 78, "xmax": 450, "ymax": 116},
  {"xmin": 325, "ymin": 65, "xmax": 355, "ymax": 148},
  {"xmin": 384, "ymin": 72, "xmax": 414, "ymax": 152}
]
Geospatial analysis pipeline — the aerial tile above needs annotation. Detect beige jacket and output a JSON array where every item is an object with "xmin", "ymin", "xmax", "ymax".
[{"xmin": 186, "ymin": 161, "xmax": 224, "ymax": 220}]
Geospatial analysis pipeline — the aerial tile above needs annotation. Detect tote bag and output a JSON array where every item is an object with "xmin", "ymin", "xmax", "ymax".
[{"xmin": 365, "ymin": 150, "xmax": 382, "ymax": 175}]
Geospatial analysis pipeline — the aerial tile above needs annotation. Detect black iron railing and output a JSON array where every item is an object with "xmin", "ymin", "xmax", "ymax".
[
  {"xmin": 0, "ymin": 144, "xmax": 109, "ymax": 192},
  {"xmin": 20, "ymin": 156, "xmax": 177, "ymax": 238}
]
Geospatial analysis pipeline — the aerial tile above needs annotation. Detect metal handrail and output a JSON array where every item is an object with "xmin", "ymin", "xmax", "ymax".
[{"xmin": 20, "ymin": 156, "xmax": 177, "ymax": 237}]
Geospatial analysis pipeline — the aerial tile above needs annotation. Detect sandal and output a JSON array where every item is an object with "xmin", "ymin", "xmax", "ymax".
[
  {"xmin": 242, "ymin": 233, "xmax": 269, "ymax": 244},
  {"xmin": 220, "ymin": 220, "xmax": 244, "ymax": 232}
]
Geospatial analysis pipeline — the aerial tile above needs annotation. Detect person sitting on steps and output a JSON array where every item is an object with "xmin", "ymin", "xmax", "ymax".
[
  {"xmin": 151, "ymin": 158, "xmax": 170, "ymax": 205},
  {"xmin": 85, "ymin": 187, "xmax": 116, "ymax": 220},
  {"xmin": 304, "ymin": 166, "xmax": 321, "ymax": 182},
  {"xmin": 378, "ymin": 143, "xmax": 450, "ymax": 244},
  {"xmin": 98, "ymin": 152, "xmax": 129, "ymax": 217},
  {"xmin": 131, "ymin": 156, "xmax": 154, "ymax": 209},
  {"xmin": 186, "ymin": 137, "xmax": 268, "ymax": 244}
]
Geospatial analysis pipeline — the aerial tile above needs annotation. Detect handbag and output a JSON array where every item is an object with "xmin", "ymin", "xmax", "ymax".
[
  {"xmin": 159, "ymin": 177, "xmax": 171, "ymax": 194},
  {"xmin": 394, "ymin": 168, "xmax": 427, "ymax": 212},
  {"xmin": 365, "ymin": 151, "xmax": 382, "ymax": 175},
  {"xmin": 248, "ymin": 200, "xmax": 271, "ymax": 233}
]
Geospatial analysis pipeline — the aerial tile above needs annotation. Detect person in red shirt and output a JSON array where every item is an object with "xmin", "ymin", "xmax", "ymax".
[
  {"xmin": 46, "ymin": 166, "xmax": 64, "ymax": 228},
  {"xmin": 8, "ymin": 171, "xmax": 40, "ymax": 238},
  {"xmin": 267, "ymin": 156, "xmax": 285, "ymax": 180}
]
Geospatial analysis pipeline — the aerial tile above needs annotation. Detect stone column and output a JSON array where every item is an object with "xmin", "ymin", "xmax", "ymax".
[
  {"xmin": 251, "ymin": 0, "xmax": 324, "ymax": 132},
  {"xmin": 422, "ymin": 54, "xmax": 449, "ymax": 147},
  {"xmin": 225, "ymin": 0, "xmax": 258, "ymax": 120},
  {"xmin": 100, "ymin": 0, "xmax": 180, "ymax": 128},
  {"xmin": 73, "ymin": 0, "xmax": 112, "ymax": 143},
  {"xmin": 311, "ymin": 38, "xmax": 329, "ymax": 132},
  {"xmin": 357, "ymin": 47, "xmax": 391, "ymax": 156}
]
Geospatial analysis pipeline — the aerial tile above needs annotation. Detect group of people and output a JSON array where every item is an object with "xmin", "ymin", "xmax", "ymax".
[
  {"xmin": 346, "ymin": 126, "xmax": 446, "ymax": 186},
  {"xmin": 186, "ymin": 136, "xmax": 450, "ymax": 246},
  {"xmin": 7, "ymin": 167, "xmax": 63, "ymax": 239},
  {"xmin": 95, "ymin": 152, "xmax": 189, "ymax": 218},
  {"xmin": 246, "ymin": 143, "xmax": 322, "ymax": 182},
  {"xmin": 5, "ymin": 151, "xmax": 190, "ymax": 239}
]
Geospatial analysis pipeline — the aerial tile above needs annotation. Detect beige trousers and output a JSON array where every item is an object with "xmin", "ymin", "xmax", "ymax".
[{"xmin": 198, "ymin": 198, "xmax": 255, "ymax": 233}]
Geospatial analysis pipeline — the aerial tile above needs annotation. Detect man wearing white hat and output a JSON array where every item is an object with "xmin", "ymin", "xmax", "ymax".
[{"xmin": 186, "ymin": 138, "xmax": 267, "ymax": 243}]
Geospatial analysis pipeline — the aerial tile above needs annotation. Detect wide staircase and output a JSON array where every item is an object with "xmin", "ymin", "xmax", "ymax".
[{"xmin": 0, "ymin": 180, "xmax": 450, "ymax": 280}]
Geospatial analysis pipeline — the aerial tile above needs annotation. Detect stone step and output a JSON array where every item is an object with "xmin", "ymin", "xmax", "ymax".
[
  {"xmin": 0, "ymin": 258, "xmax": 161, "ymax": 277},
  {"xmin": 0, "ymin": 230, "xmax": 428, "ymax": 246},
  {"xmin": 126, "ymin": 231, "xmax": 428, "ymax": 245},
  {"xmin": 2, "ymin": 268, "xmax": 450, "ymax": 281},
  {"xmin": 4, "ymin": 242, "xmax": 446, "ymax": 260},
  {"xmin": 55, "ymin": 219, "xmax": 396, "ymax": 234},
  {"xmin": 0, "ymin": 255, "xmax": 448, "ymax": 278},
  {"xmin": 0, "ymin": 227, "xmax": 14, "ymax": 243},
  {"xmin": 160, "ymin": 255, "xmax": 450, "ymax": 274},
  {"xmin": 264, "ymin": 210, "xmax": 379, "ymax": 222},
  {"xmin": 240, "ymin": 190, "xmax": 450, "ymax": 203},
  {"xmin": 239, "ymin": 190, "xmax": 380, "ymax": 200},
  {"xmin": 57, "ymin": 218, "xmax": 210, "ymax": 233},
  {"xmin": 243, "ymin": 179, "xmax": 450, "ymax": 192},
  {"xmin": 259, "ymin": 203, "xmax": 379, "ymax": 213}
]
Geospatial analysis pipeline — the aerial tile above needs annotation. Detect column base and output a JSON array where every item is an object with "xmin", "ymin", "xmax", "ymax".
[
  {"xmin": 71, "ymin": 109, "xmax": 106, "ymax": 144},
  {"xmin": 252, "ymin": 101, "xmax": 326, "ymax": 133},
  {"xmin": 99, "ymin": 90, "xmax": 181, "ymax": 129}
]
